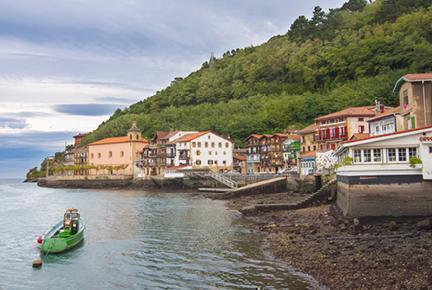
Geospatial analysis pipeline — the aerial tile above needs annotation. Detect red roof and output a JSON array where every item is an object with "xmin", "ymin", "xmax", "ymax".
[
  {"xmin": 299, "ymin": 123, "xmax": 317, "ymax": 135},
  {"xmin": 403, "ymin": 73, "xmax": 432, "ymax": 81},
  {"xmin": 286, "ymin": 134, "xmax": 301, "ymax": 141},
  {"xmin": 89, "ymin": 136, "xmax": 148, "ymax": 146},
  {"xmin": 172, "ymin": 131, "xmax": 210, "ymax": 143},
  {"xmin": 299, "ymin": 151, "xmax": 316, "ymax": 158},
  {"xmin": 315, "ymin": 106, "xmax": 392, "ymax": 121},
  {"xmin": 350, "ymin": 133, "xmax": 370, "ymax": 141},
  {"xmin": 233, "ymin": 155, "xmax": 247, "ymax": 161},
  {"xmin": 343, "ymin": 125, "xmax": 432, "ymax": 145}
]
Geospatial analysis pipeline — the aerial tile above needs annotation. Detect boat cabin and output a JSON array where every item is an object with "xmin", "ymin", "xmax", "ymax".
[{"xmin": 63, "ymin": 208, "xmax": 80, "ymax": 235}]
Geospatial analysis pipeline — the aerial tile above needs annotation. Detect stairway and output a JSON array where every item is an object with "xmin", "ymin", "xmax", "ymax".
[
  {"xmin": 205, "ymin": 171, "xmax": 238, "ymax": 189},
  {"xmin": 241, "ymin": 178, "xmax": 337, "ymax": 214}
]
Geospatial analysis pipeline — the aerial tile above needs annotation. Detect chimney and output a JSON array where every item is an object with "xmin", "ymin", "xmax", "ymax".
[{"xmin": 375, "ymin": 98, "xmax": 381, "ymax": 114}]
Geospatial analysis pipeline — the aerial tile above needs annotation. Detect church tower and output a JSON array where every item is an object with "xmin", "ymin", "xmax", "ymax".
[{"xmin": 128, "ymin": 121, "xmax": 142, "ymax": 141}]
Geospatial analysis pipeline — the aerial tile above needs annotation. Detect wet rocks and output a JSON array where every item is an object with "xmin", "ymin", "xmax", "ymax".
[{"xmin": 416, "ymin": 219, "xmax": 432, "ymax": 230}]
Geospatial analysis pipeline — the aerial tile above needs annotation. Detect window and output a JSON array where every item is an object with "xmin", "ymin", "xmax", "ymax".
[
  {"xmin": 120, "ymin": 151, "xmax": 124, "ymax": 157},
  {"xmin": 387, "ymin": 148, "xmax": 396, "ymax": 162},
  {"xmin": 354, "ymin": 150, "xmax": 361, "ymax": 163},
  {"xmin": 198, "ymin": 142, "xmax": 201, "ymax": 148},
  {"xmin": 223, "ymin": 160, "xmax": 226, "ymax": 165},
  {"xmin": 363, "ymin": 149, "xmax": 371, "ymax": 162},
  {"xmin": 196, "ymin": 150, "xmax": 201, "ymax": 156},
  {"xmin": 208, "ymin": 160, "xmax": 213, "ymax": 165},
  {"xmin": 403, "ymin": 89, "xmax": 409, "ymax": 108},
  {"xmin": 214, "ymin": 160, "xmax": 218, "ymax": 164},
  {"xmin": 358, "ymin": 125, "xmax": 365, "ymax": 133},
  {"xmin": 98, "ymin": 153, "xmax": 101, "ymax": 158},
  {"xmin": 211, "ymin": 142, "xmax": 215, "ymax": 148},
  {"xmin": 223, "ymin": 151, "xmax": 226, "ymax": 155},
  {"xmin": 429, "ymin": 146, "xmax": 432, "ymax": 154},
  {"xmin": 109, "ymin": 151, "xmax": 112, "ymax": 158},
  {"xmin": 408, "ymin": 147, "xmax": 417, "ymax": 158},
  {"xmin": 205, "ymin": 142, "xmax": 208, "ymax": 148},
  {"xmin": 308, "ymin": 146, "xmax": 311, "ymax": 151},
  {"xmin": 209, "ymin": 151, "xmax": 212, "ymax": 155},
  {"xmin": 218, "ymin": 142, "xmax": 222, "ymax": 148},
  {"xmin": 192, "ymin": 142, "xmax": 196, "ymax": 148},
  {"xmin": 91, "ymin": 153, "xmax": 94, "ymax": 159},
  {"xmin": 373, "ymin": 149, "xmax": 382, "ymax": 162},
  {"xmin": 313, "ymin": 145, "xmax": 316, "ymax": 151},
  {"xmin": 359, "ymin": 117, "xmax": 364, "ymax": 121},
  {"xmin": 398, "ymin": 148, "xmax": 407, "ymax": 162},
  {"xmin": 225, "ymin": 142, "xmax": 229, "ymax": 148},
  {"xmin": 208, "ymin": 135, "xmax": 210, "ymax": 139},
  {"xmin": 196, "ymin": 160, "xmax": 201, "ymax": 165}
]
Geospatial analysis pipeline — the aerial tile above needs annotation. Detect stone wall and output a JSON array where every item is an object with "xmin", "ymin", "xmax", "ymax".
[
  {"xmin": 337, "ymin": 175, "xmax": 432, "ymax": 217},
  {"xmin": 221, "ymin": 177, "xmax": 287, "ymax": 199}
]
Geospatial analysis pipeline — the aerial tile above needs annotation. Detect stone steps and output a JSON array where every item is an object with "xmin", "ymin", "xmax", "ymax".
[{"xmin": 240, "ymin": 178, "xmax": 337, "ymax": 214}]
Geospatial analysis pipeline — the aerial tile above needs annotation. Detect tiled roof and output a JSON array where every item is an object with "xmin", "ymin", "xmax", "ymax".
[
  {"xmin": 244, "ymin": 134, "xmax": 264, "ymax": 141},
  {"xmin": 393, "ymin": 73, "xmax": 432, "ymax": 92},
  {"xmin": 350, "ymin": 133, "xmax": 370, "ymax": 141},
  {"xmin": 89, "ymin": 136, "xmax": 148, "ymax": 146},
  {"xmin": 233, "ymin": 155, "xmax": 247, "ymax": 161},
  {"xmin": 286, "ymin": 134, "xmax": 301, "ymax": 141},
  {"xmin": 315, "ymin": 106, "xmax": 389, "ymax": 121},
  {"xmin": 403, "ymin": 73, "xmax": 432, "ymax": 81},
  {"xmin": 299, "ymin": 123, "xmax": 317, "ymax": 135},
  {"xmin": 342, "ymin": 125, "xmax": 432, "ymax": 145},
  {"xmin": 368, "ymin": 106, "xmax": 400, "ymax": 122},
  {"xmin": 171, "ymin": 131, "xmax": 210, "ymax": 143},
  {"xmin": 299, "ymin": 151, "xmax": 316, "ymax": 158}
]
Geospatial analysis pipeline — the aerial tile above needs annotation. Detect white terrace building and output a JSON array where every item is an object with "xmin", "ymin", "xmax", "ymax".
[
  {"xmin": 334, "ymin": 126, "xmax": 432, "ymax": 217},
  {"xmin": 171, "ymin": 131, "xmax": 233, "ymax": 172}
]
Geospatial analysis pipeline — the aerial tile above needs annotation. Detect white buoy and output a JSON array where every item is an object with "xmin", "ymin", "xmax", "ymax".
[{"xmin": 32, "ymin": 258, "xmax": 42, "ymax": 268}]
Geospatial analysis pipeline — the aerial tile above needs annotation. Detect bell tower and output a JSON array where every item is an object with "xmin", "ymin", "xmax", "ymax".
[{"xmin": 128, "ymin": 121, "xmax": 141, "ymax": 141}]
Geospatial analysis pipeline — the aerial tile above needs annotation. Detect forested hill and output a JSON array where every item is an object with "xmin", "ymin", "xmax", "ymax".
[{"xmin": 82, "ymin": 0, "xmax": 432, "ymax": 146}]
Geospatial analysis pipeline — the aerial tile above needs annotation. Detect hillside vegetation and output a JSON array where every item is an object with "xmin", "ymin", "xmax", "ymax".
[{"xmin": 82, "ymin": 0, "xmax": 432, "ymax": 146}]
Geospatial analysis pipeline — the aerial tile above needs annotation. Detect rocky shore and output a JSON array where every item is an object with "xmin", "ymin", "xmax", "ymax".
[{"xmin": 224, "ymin": 194, "xmax": 432, "ymax": 289}]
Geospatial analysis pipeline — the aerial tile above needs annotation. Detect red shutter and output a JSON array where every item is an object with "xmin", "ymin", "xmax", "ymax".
[
  {"xmin": 326, "ymin": 128, "xmax": 330, "ymax": 140},
  {"xmin": 335, "ymin": 127, "xmax": 339, "ymax": 138}
]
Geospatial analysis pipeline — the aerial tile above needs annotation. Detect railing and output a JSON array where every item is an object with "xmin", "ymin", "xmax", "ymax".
[{"xmin": 205, "ymin": 171, "xmax": 238, "ymax": 188}]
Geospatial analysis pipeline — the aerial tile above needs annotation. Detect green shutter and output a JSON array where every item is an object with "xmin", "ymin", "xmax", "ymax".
[{"xmin": 411, "ymin": 116, "xmax": 416, "ymax": 128}]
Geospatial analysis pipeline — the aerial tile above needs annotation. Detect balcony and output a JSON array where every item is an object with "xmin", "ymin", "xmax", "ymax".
[
  {"xmin": 317, "ymin": 126, "xmax": 348, "ymax": 141},
  {"xmin": 166, "ymin": 151, "xmax": 176, "ymax": 158}
]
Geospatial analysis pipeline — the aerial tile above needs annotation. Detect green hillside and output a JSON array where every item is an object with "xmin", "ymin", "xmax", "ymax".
[{"xmin": 82, "ymin": 0, "xmax": 432, "ymax": 146}]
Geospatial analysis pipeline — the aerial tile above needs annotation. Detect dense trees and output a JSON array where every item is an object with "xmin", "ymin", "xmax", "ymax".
[{"xmin": 82, "ymin": 0, "xmax": 432, "ymax": 146}]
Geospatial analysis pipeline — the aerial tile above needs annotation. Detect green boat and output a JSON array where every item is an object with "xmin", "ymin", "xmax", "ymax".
[{"xmin": 37, "ymin": 208, "xmax": 85, "ymax": 254}]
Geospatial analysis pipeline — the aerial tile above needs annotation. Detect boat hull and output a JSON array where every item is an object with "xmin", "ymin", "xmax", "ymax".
[{"xmin": 39, "ymin": 219, "xmax": 85, "ymax": 254}]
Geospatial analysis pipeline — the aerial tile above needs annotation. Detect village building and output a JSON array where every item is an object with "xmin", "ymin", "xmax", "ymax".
[
  {"xmin": 368, "ymin": 106, "xmax": 402, "ymax": 136},
  {"xmin": 140, "ymin": 130, "xmax": 197, "ymax": 177},
  {"xmin": 393, "ymin": 73, "xmax": 432, "ymax": 130},
  {"xmin": 88, "ymin": 122, "xmax": 148, "ymax": 176},
  {"xmin": 298, "ymin": 124, "xmax": 318, "ymax": 176},
  {"xmin": 233, "ymin": 148, "xmax": 248, "ymax": 174},
  {"xmin": 245, "ymin": 134, "xmax": 264, "ymax": 174},
  {"xmin": 259, "ymin": 134, "xmax": 289, "ymax": 173},
  {"xmin": 73, "ymin": 133, "xmax": 89, "ymax": 175},
  {"xmin": 282, "ymin": 134, "xmax": 301, "ymax": 168},
  {"xmin": 335, "ymin": 126, "xmax": 432, "ymax": 217},
  {"xmin": 171, "ymin": 131, "xmax": 233, "ymax": 172},
  {"xmin": 315, "ymin": 105, "xmax": 393, "ymax": 152}
]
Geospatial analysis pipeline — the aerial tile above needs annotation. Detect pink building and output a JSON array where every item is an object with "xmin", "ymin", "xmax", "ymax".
[{"xmin": 88, "ymin": 122, "xmax": 148, "ymax": 176}]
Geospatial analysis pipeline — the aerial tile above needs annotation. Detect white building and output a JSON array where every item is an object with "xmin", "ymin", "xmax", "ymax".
[
  {"xmin": 368, "ymin": 106, "xmax": 402, "ymax": 136},
  {"xmin": 334, "ymin": 126, "xmax": 432, "ymax": 217},
  {"xmin": 171, "ymin": 131, "xmax": 233, "ymax": 171}
]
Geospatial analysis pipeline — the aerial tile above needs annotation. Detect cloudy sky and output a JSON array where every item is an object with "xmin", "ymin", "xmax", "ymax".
[{"xmin": 0, "ymin": 0, "xmax": 345, "ymax": 178}]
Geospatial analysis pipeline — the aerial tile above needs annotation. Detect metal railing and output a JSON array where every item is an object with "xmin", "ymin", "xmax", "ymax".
[{"xmin": 205, "ymin": 171, "xmax": 238, "ymax": 188}]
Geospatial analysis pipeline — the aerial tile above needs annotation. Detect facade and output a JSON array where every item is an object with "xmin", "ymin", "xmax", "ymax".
[
  {"xmin": 282, "ymin": 135, "xmax": 301, "ymax": 168},
  {"xmin": 259, "ymin": 134, "xmax": 288, "ymax": 173},
  {"xmin": 394, "ymin": 73, "xmax": 432, "ymax": 130},
  {"xmin": 88, "ymin": 122, "xmax": 148, "ymax": 176},
  {"xmin": 140, "ymin": 130, "xmax": 198, "ymax": 176},
  {"xmin": 233, "ymin": 148, "xmax": 248, "ymax": 174},
  {"xmin": 299, "ymin": 151, "xmax": 316, "ymax": 176},
  {"xmin": 335, "ymin": 126, "xmax": 432, "ymax": 217},
  {"xmin": 73, "ymin": 133, "xmax": 88, "ymax": 175},
  {"xmin": 368, "ymin": 106, "xmax": 402, "ymax": 136},
  {"xmin": 171, "ymin": 131, "xmax": 233, "ymax": 171},
  {"xmin": 298, "ymin": 124, "xmax": 318, "ymax": 176},
  {"xmin": 245, "ymin": 134, "xmax": 264, "ymax": 174},
  {"xmin": 315, "ymin": 106, "xmax": 393, "ymax": 152}
]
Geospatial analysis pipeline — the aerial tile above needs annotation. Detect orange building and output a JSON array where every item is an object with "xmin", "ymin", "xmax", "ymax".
[{"xmin": 88, "ymin": 122, "xmax": 148, "ymax": 176}]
